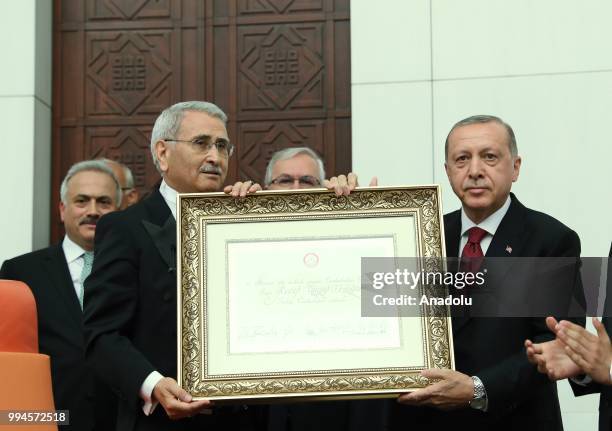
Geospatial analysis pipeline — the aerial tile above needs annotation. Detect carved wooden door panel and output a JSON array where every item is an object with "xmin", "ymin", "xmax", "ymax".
[{"xmin": 52, "ymin": 0, "xmax": 350, "ymax": 242}]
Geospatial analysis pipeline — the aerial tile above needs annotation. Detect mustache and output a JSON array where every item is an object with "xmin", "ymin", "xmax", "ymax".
[
  {"xmin": 464, "ymin": 182, "xmax": 489, "ymax": 189},
  {"xmin": 200, "ymin": 165, "xmax": 223, "ymax": 175},
  {"xmin": 79, "ymin": 216, "xmax": 100, "ymax": 226}
]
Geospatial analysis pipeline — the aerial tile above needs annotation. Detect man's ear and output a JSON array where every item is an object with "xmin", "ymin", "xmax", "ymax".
[
  {"xmin": 512, "ymin": 156, "xmax": 522, "ymax": 182},
  {"xmin": 126, "ymin": 189, "xmax": 139, "ymax": 206},
  {"xmin": 59, "ymin": 201, "xmax": 66, "ymax": 223},
  {"xmin": 155, "ymin": 140, "xmax": 170, "ymax": 173}
]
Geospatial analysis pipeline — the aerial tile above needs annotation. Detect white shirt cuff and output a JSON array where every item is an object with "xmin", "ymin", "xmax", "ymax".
[{"xmin": 139, "ymin": 371, "xmax": 164, "ymax": 415}]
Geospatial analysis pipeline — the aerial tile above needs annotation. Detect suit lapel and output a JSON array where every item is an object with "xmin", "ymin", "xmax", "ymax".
[
  {"xmin": 444, "ymin": 211, "xmax": 461, "ymax": 259},
  {"xmin": 142, "ymin": 217, "xmax": 177, "ymax": 272},
  {"xmin": 485, "ymin": 194, "xmax": 527, "ymax": 259},
  {"xmin": 141, "ymin": 189, "xmax": 176, "ymax": 272},
  {"xmin": 43, "ymin": 244, "xmax": 82, "ymax": 324},
  {"xmin": 481, "ymin": 194, "xmax": 528, "ymax": 293},
  {"xmin": 443, "ymin": 211, "xmax": 471, "ymax": 333}
]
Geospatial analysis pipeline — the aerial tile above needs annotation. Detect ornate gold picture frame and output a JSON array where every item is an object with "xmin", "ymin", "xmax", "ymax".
[{"xmin": 177, "ymin": 186, "xmax": 453, "ymax": 401}]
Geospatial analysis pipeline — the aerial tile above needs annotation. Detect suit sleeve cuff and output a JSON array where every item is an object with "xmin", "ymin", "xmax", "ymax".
[{"xmin": 140, "ymin": 371, "xmax": 164, "ymax": 415}]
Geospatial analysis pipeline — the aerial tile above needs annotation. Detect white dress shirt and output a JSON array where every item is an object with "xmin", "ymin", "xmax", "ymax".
[
  {"xmin": 458, "ymin": 196, "xmax": 511, "ymax": 256},
  {"xmin": 139, "ymin": 180, "xmax": 177, "ymax": 415},
  {"xmin": 62, "ymin": 235, "xmax": 89, "ymax": 298},
  {"xmin": 159, "ymin": 179, "xmax": 178, "ymax": 220}
]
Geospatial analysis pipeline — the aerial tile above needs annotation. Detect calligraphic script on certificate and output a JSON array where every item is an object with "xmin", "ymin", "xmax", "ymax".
[{"xmin": 177, "ymin": 186, "xmax": 453, "ymax": 400}]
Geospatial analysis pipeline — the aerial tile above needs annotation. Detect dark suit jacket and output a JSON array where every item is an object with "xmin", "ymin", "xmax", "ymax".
[
  {"xmin": 267, "ymin": 398, "xmax": 389, "ymax": 431},
  {"xmin": 571, "ymin": 242, "xmax": 612, "ymax": 431},
  {"xmin": 83, "ymin": 189, "xmax": 263, "ymax": 431},
  {"xmin": 1, "ymin": 244, "xmax": 117, "ymax": 431},
  {"xmin": 390, "ymin": 193, "xmax": 582, "ymax": 431}
]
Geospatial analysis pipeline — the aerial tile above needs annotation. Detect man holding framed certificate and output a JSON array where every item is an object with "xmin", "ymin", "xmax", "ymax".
[
  {"xmin": 83, "ymin": 101, "xmax": 265, "ymax": 431},
  {"xmin": 391, "ymin": 115, "xmax": 583, "ymax": 430}
]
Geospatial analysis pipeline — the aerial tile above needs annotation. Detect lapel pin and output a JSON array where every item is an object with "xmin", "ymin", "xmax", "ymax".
[{"xmin": 505, "ymin": 245, "xmax": 513, "ymax": 254}]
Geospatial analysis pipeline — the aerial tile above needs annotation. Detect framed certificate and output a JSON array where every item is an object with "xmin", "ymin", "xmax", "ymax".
[{"xmin": 177, "ymin": 186, "xmax": 453, "ymax": 400}]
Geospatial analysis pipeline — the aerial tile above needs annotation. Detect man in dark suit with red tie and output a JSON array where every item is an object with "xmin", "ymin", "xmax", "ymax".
[
  {"xmin": 0, "ymin": 160, "xmax": 122, "ymax": 431},
  {"xmin": 390, "ymin": 115, "xmax": 583, "ymax": 430}
]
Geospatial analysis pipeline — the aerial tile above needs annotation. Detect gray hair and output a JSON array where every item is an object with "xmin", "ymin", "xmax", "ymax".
[
  {"xmin": 98, "ymin": 158, "xmax": 135, "ymax": 189},
  {"xmin": 445, "ymin": 115, "xmax": 518, "ymax": 160},
  {"xmin": 124, "ymin": 165, "xmax": 135, "ymax": 188},
  {"xmin": 60, "ymin": 160, "xmax": 122, "ymax": 207},
  {"xmin": 264, "ymin": 147, "xmax": 326, "ymax": 186},
  {"xmin": 150, "ymin": 101, "xmax": 228, "ymax": 173}
]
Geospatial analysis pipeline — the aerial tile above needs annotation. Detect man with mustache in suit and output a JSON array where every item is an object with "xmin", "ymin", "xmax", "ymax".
[
  {"xmin": 1, "ymin": 159, "xmax": 122, "ymax": 431},
  {"xmin": 83, "ymin": 101, "xmax": 264, "ymax": 431}
]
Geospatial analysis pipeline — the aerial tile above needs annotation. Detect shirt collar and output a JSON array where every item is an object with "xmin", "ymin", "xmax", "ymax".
[
  {"xmin": 62, "ymin": 235, "xmax": 88, "ymax": 264},
  {"xmin": 460, "ymin": 195, "xmax": 511, "ymax": 238},
  {"xmin": 159, "ymin": 179, "xmax": 178, "ymax": 220}
]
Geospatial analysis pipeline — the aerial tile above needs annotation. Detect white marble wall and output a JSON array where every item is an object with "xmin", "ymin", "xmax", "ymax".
[
  {"xmin": 0, "ymin": 0, "xmax": 52, "ymax": 263},
  {"xmin": 352, "ymin": 1, "xmax": 612, "ymax": 428}
]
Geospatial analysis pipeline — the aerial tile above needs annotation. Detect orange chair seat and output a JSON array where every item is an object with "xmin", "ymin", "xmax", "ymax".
[{"xmin": 0, "ymin": 352, "xmax": 57, "ymax": 430}]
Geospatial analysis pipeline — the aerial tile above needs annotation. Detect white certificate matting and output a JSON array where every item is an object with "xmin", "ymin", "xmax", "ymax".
[
  {"xmin": 227, "ymin": 236, "xmax": 398, "ymax": 354},
  {"xmin": 204, "ymin": 215, "xmax": 424, "ymax": 376}
]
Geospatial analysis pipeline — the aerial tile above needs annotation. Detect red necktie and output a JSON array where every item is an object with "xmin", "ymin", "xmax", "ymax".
[{"xmin": 461, "ymin": 227, "xmax": 487, "ymax": 273}]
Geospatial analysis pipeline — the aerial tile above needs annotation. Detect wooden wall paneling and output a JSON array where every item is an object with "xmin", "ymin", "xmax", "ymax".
[
  {"xmin": 52, "ymin": 0, "xmax": 350, "ymax": 242},
  {"xmin": 217, "ymin": 0, "xmax": 351, "ymax": 184}
]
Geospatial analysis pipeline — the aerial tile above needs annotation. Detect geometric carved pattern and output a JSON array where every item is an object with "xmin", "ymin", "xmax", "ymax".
[
  {"xmin": 112, "ymin": 56, "xmax": 146, "ymax": 91},
  {"xmin": 87, "ymin": 0, "xmax": 171, "ymax": 21},
  {"xmin": 238, "ymin": 0, "xmax": 323, "ymax": 15},
  {"xmin": 86, "ymin": 126, "xmax": 155, "ymax": 189},
  {"xmin": 238, "ymin": 121, "xmax": 325, "ymax": 182},
  {"xmin": 239, "ymin": 25, "xmax": 324, "ymax": 111},
  {"xmin": 86, "ymin": 31, "xmax": 172, "ymax": 116},
  {"xmin": 226, "ymin": 0, "xmax": 350, "ymax": 187}
]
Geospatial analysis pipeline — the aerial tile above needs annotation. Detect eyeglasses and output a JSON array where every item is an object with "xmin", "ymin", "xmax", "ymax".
[
  {"xmin": 164, "ymin": 137, "xmax": 234, "ymax": 157},
  {"xmin": 269, "ymin": 175, "xmax": 321, "ymax": 188}
]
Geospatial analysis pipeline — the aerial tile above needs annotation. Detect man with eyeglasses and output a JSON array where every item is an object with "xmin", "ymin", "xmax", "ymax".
[
  {"xmin": 83, "ymin": 101, "xmax": 264, "ymax": 431},
  {"xmin": 263, "ymin": 147, "xmax": 386, "ymax": 431},
  {"xmin": 264, "ymin": 146, "xmax": 377, "ymax": 195}
]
